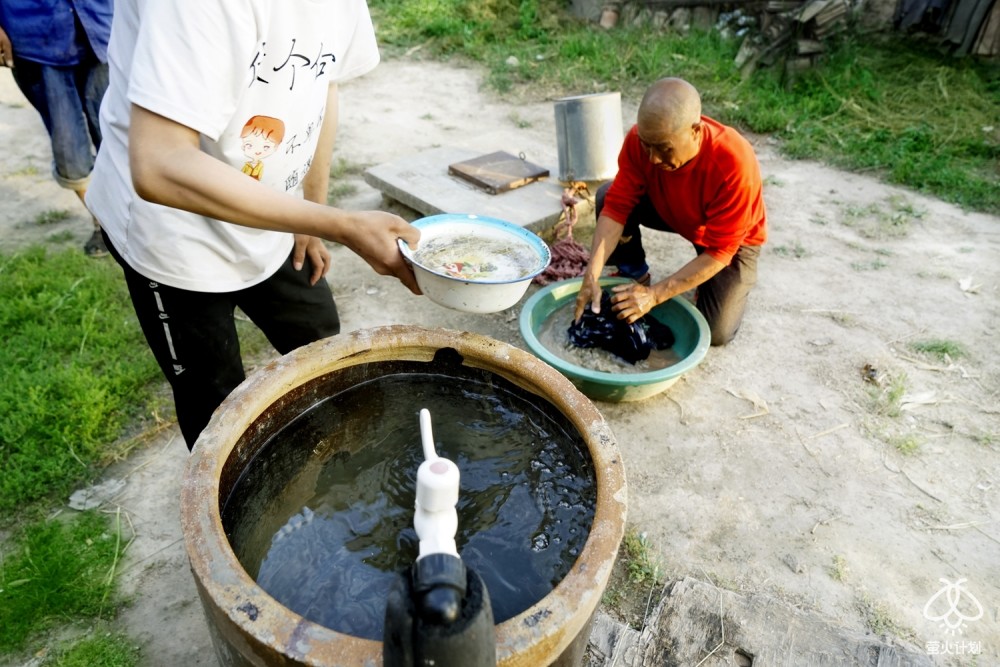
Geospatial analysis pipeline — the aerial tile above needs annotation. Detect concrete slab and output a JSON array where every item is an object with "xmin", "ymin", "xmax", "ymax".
[{"xmin": 363, "ymin": 146, "xmax": 570, "ymax": 232}]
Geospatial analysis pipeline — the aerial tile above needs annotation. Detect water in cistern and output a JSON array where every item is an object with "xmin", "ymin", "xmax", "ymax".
[{"xmin": 220, "ymin": 371, "xmax": 596, "ymax": 640}]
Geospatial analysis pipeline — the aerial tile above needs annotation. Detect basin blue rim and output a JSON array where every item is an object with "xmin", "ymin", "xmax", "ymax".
[
  {"xmin": 519, "ymin": 277, "xmax": 711, "ymax": 386},
  {"xmin": 397, "ymin": 213, "xmax": 552, "ymax": 285}
]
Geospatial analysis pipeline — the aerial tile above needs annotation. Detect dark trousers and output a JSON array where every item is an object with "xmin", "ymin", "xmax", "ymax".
[
  {"xmin": 596, "ymin": 182, "xmax": 760, "ymax": 346},
  {"xmin": 103, "ymin": 231, "xmax": 340, "ymax": 448}
]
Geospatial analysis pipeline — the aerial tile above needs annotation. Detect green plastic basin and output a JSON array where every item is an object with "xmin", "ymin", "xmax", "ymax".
[{"xmin": 519, "ymin": 277, "xmax": 710, "ymax": 402}]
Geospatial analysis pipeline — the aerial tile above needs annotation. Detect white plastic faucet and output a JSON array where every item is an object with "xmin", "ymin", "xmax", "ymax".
[{"xmin": 414, "ymin": 408, "xmax": 460, "ymax": 559}]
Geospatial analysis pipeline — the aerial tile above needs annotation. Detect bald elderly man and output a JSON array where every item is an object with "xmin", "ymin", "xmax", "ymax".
[{"xmin": 574, "ymin": 77, "xmax": 767, "ymax": 346}]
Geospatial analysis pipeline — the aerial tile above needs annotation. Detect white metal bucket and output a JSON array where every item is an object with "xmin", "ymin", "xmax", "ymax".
[{"xmin": 554, "ymin": 92, "xmax": 624, "ymax": 182}]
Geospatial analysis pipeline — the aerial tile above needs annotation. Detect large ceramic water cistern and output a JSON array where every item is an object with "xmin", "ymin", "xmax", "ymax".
[{"xmin": 180, "ymin": 326, "xmax": 627, "ymax": 667}]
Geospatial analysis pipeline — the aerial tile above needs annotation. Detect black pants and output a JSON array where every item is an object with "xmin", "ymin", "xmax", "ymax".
[
  {"xmin": 596, "ymin": 182, "xmax": 760, "ymax": 346},
  {"xmin": 104, "ymin": 231, "xmax": 340, "ymax": 448}
]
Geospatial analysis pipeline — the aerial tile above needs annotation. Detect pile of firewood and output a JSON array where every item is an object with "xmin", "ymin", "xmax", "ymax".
[
  {"xmin": 604, "ymin": 0, "xmax": 855, "ymax": 76},
  {"xmin": 734, "ymin": 0, "xmax": 853, "ymax": 78}
]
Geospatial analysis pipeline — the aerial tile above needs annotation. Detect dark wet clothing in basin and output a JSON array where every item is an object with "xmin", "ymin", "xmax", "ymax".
[{"xmin": 568, "ymin": 289, "xmax": 675, "ymax": 364}]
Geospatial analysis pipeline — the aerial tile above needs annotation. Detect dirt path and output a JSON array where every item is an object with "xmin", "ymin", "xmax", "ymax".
[{"xmin": 2, "ymin": 58, "xmax": 998, "ymax": 666}]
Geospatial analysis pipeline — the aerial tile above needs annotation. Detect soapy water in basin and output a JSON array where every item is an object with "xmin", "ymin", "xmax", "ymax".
[
  {"xmin": 413, "ymin": 233, "xmax": 541, "ymax": 281},
  {"xmin": 222, "ymin": 372, "xmax": 595, "ymax": 640},
  {"xmin": 537, "ymin": 299, "xmax": 682, "ymax": 374}
]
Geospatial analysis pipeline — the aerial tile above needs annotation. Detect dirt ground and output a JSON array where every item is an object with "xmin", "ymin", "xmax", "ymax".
[{"xmin": 2, "ymin": 57, "xmax": 998, "ymax": 667}]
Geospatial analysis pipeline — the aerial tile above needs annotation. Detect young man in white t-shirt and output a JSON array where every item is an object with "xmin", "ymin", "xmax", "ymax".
[{"xmin": 87, "ymin": 0, "xmax": 422, "ymax": 448}]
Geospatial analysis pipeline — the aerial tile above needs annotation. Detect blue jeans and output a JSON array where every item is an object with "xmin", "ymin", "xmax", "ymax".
[{"xmin": 12, "ymin": 52, "xmax": 108, "ymax": 190}]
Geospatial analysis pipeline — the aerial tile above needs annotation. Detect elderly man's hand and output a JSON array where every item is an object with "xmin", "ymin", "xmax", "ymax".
[
  {"xmin": 573, "ymin": 273, "xmax": 603, "ymax": 322},
  {"xmin": 610, "ymin": 282, "xmax": 657, "ymax": 324}
]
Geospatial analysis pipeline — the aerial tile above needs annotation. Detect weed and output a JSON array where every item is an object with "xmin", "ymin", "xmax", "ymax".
[
  {"xmin": 842, "ymin": 197, "xmax": 920, "ymax": 240},
  {"xmin": 867, "ymin": 372, "xmax": 908, "ymax": 418},
  {"xmin": 46, "ymin": 231, "xmax": 77, "ymax": 244},
  {"xmin": 602, "ymin": 528, "xmax": 665, "ymax": 629},
  {"xmin": 772, "ymin": 241, "xmax": 807, "ymax": 259},
  {"xmin": 829, "ymin": 554, "xmax": 849, "ymax": 582},
  {"xmin": 975, "ymin": 431, "xmax": 997, "ymax": 448},
  {"xmin": 327, "ymin": 181, "xmax": 359, "ymax": 205},
  {"xmin": 889, "ymin": 433, "xmax": 921, "ymax": 456},
  {"xmin": 9, "ymin": 164, "xmax": 40, "ymax": 177},
  {"xmin": 910, "ymin": 339, "xmax": 965, "ymax": 361},
  {"xmin": 33, "ymin": 210, "xmax": 72, "ymax": 226},
  {"xmin": 0, "ymin": 512, "xmax": 127, "ymax": 653},
  {"xmin": 828, "ymin": 311, "xmax": 855, "ymax": 326},
  {"xmin": 855, "ymin": 590, "xmax": 913, "ymax": 639},
  {"xmin": 763, "ymin": 174, "xmax": 784, "ymax": 187},
  {"xmin": 508, "ymin": 112, "xmax": 532, "ymax": 129},
  {"xmin": 326, "ymin": 158, "xmax": 367, "ymax": 205},
  {"xmin": 850, "ymin": 258, "xmax": 888, "ymax": 271},
  {"xmin": 329, "ymin": 157, "xmax": 366, "ymax": 179},
  {"xmin": 623, "ymin": 530, "xmax": 663, "ymax": 587}
]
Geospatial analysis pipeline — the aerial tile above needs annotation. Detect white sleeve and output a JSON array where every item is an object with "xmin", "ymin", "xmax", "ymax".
[
  {"xmin": 128, "ymin": 0, "xmax": 259, "ymax": 141},
  {"xmin": 329, "ymin": 0, "xmax": 380, "ymax": 84}
]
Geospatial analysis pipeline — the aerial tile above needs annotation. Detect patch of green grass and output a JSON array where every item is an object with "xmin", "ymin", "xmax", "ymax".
[
  {"xmin": 910, "ymin": 339, "xmax": 966, "ymax": 361},
  {"xmin": 33, "ymin": 210, "xmax": 72, "ymax": 226},
  {"xmin": 46, "ymin": 631, "xmax": 140, "ymax": 667},
  {"xmin": 0, "ymin": 247, "xmax": 163, "ymax": 514},
  {"xmin": 0, "ymin": 511, "xmax": 127, "ymax": 654},
  {"xmin": 369, "ymin": 0, "xmax": 999, "ymax": 214}
]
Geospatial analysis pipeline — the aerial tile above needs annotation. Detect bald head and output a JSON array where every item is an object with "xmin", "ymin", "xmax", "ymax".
[{"xmin": 637, "ymin": 78, "xmax": 702, "ymax": 134}]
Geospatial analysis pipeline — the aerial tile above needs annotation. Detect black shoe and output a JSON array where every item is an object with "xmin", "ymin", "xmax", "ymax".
[{"xmin": 84, "ymin": 229, "xmax": 109, "ymax": 258}]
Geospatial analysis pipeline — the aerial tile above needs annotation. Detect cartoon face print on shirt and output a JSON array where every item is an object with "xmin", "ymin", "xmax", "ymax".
[{"xmin": 240, "ymin": 115, "xmax": 285, "ymax": 180}]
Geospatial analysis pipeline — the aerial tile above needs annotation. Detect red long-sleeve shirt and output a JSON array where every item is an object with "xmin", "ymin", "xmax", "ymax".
[{"xmin": 601, "ymin": 117, "xmax": 767, "ymax": 265}]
